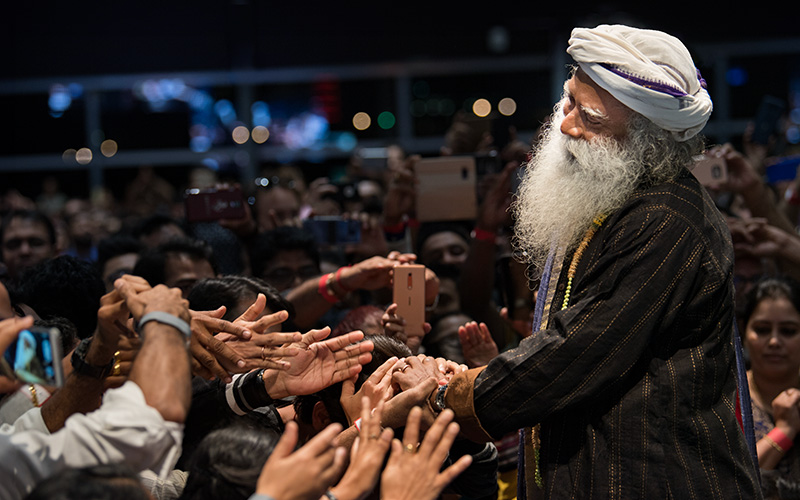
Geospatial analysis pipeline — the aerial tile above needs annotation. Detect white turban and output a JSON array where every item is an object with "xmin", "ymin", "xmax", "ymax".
[{"xmin": 567, "ymin": 24, "xmax": 713, "ymax": 141}]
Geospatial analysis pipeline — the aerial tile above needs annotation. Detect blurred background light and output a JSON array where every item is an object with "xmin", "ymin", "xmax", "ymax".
[
  {"xmin": 251, "ymin": 125, "xmax": 270, "ymax": 144},
  {"xmin": 377, "ymin": 111, "xmax": 396, "ymax": 130},
  {"xmin": 498, "ymin": 97, "xmax": 517, "ymax": 116},
  {"xmin": 100, "ymin": 139, "xmax": 118, "ymax": 157},
  {"xmin": 62, "ymin": 148, "xmax": 76, "ymax": 163},
  {"xmin": 48, "ymin": 84, "xmax": 72, "ymax": 117},
  {"xmin": 75, "ymin": 148, "xmax": 92, "ymax": 165},
  {"xmin": 472, "ymin": 98, "xmax": 492, "ymax": 117},
  {"xmin": 214, "ymin": 99, "xmax": 237, "ymax": 125},
  {"xmin": 352, "ymin": 112, "xmax": 371, "ymax": 130},
  {"xmin": 232, "ymin": 125, "xmax": 250, "ymax": 144},
  {"xmin": 487, "ymin": 26, "xmax": 510, "ymax": 53},
  {"xmin": 251, "ymin": 101, "xmax": 272, "ymax": 127},
  {"xmin": 726, "ymin": 67, "xmax": 748, "ymax": 87}
]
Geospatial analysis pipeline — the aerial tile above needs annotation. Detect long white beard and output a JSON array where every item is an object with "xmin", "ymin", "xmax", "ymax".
[{"xmin": 511, "ymin": 104, "xmax": 646, "ymax": 273}]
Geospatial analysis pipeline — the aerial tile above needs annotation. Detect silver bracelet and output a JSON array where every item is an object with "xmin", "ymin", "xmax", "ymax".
[{"xmin": 137, "ymin": 311, "xmax": 191, "ymax": 340}]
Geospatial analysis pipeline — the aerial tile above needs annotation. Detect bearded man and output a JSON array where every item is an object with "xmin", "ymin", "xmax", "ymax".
[{"xmin": 395, "ymin": 25, "xmax": 762, "ymax": 499}]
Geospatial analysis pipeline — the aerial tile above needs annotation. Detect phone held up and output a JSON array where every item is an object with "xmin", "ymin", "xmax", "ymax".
[
  {"xmin": 1, "ymin": 326, "xmax": 64, "ymax": 387},
  {"xmin": 393, "ymin": 264, "xmax": 426, "ymax": 337},
  {"xmin": 184, "ymin": 186, "xmax": 246, "ymax": 223},
  {"xmin": 691, "ymin": 154, "xmax": 728, "ymax": 188}
]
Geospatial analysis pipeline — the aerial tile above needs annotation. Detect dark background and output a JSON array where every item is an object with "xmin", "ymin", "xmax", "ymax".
[
  {"xmin": 3, "ymin": 2, "xmax": 799, "ymax": 200},
  {"xmin": 5, "ymin": 2, "xmax": 796, "ymax": 78}
]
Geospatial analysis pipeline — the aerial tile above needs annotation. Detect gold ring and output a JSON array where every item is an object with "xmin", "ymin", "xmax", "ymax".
[
  {"xmin": 112, "ymin": 362, "xmax": 121, "ymax": 376},
  {"xmin": 404, "ymin": 443, "xmax": 416, "ymax": 454},
  {"xmin": 261, "ymin": 346, "xmax": 266, "ymax": 360},
  {"xmin": 401, "ymin": 364, "xmax": 410, "ymax": 373}
]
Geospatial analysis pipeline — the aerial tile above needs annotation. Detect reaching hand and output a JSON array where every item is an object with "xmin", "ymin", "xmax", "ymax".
[
  {"xmin": 263, "ymin": 328, "xmax": 374, "ymax": 400},
  {"xmin": 188, "ymin": 307, "xmax": 251, "ymax": 383},
  {"xmin": 382, "ymin": 304, "xmax": 431, "ymax": 355},
  {"xmin": 458, "ymin": 321, "xmax": 499, "ymax": 368},
  {"xmin": 255, "ymin": 420, "xmax": 348, "ymax": 500},
  {"xmin": 217, "ymin": 294, "xmax": 303, "ymax": 371},
  {"xmin": 772, "ymin": 388, "xmax": 800, "ymax": 439},
  {"xmin": 380, "ymin": 375, "xmax": 438, "ymax": 430},
  {"xmin": 380, "ymin": 407, "xmax": 472, "ymax": 500},
  {"xmin": 114, "ymin": 275, "xmax": 189, "ymax": 322},
  {"xmin": 710, "ymin": 143, "xmax": 762, "ymax": 196},
  {"xmin": 339, "ymin": 357, "xmax": 401, "ymax": 425},
  {"xmin": 330, "ymin": 397, "xmax": 394, "ymax": 500}
]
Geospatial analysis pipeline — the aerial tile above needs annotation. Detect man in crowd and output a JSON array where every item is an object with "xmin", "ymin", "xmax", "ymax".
[
  {"xmin": 397, "ymin": 24, "xmax": 762, "ymax": 498},
  {"xmin": 0, "ymin": 209, "xmax": 58, "ymax": 284}
]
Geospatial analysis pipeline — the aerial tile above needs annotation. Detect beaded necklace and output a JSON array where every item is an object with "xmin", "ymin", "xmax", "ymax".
[{"xmin": 561, "ymin": 214, "xmax": 607, "ymax": 310}]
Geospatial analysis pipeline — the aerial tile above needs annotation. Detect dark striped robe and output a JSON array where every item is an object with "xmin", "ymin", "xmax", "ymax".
[{"xmin": 447, "ymin": 169, "xmax": 763, "ymax": 499}]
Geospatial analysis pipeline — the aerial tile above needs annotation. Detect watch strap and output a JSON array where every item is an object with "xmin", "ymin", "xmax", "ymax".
[
  {"xmin": 430, "ymin": 383, "xmax": 448, "ymax": 414},
  {"xmin": 70, "ymin": 338, "xmax": 114, "ymax": 379}
]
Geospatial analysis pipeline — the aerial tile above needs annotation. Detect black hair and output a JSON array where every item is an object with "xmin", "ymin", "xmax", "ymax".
[
  {"xmin": 187, "ymin": 275, "xmax": 295, "ymax": 323},
  {"xmin": 742, "ymin": 275, "xmax": 800, "ymax": 325},
  {"xmin": 178, "ymin": 421, "xmax": 280, "ymax": 500},
  {"xmin": 130, "ymin": 213, "xmax": 187, "ymax": 240},
  {"xmin": 0, "ymin": 209, "xmax": 57, "ymax": 248},
  {"xmin": 10, "ymin": 255, "xmax": 105, "ymax": 340},
  {"xmin": 250, "ymin": 226, "xmax": 320, "ymax": 279},
  {"xmin": 133, "ymin": 236, "xmax": 218, "ymax": 287},
  {"xmin": 34, "ymin": 315, "xmax": 79, "ymax": 356},
  {"xmin": 25, "ymin": 463, "xmax": 151, "ymax": 500},
  {"xmin": 96, "ymin": 234, "xmax": 144, "ymax": 274}
]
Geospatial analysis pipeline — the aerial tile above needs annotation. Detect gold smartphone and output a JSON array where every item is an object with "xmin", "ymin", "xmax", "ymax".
[{"xmin": 393, "ymin": 264, "xmax": 426, "ymax": 336}]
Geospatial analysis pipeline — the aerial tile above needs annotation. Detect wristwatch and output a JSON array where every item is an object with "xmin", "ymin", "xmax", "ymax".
[
  {"xmin": 71, "ymin": 338, "xmax": 115, "ymax": 379},
  {"xmin": 430, "ymin": 384, "xmax": 448, "ymax": 414}
]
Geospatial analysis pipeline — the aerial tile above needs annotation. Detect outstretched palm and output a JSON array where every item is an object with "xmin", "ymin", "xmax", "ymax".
[{"xmin": 266, "ymin": 328, "xmax": 374, "ymax": 399}]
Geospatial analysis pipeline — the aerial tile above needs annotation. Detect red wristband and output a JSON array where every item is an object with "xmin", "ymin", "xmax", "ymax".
[
  {"xmin": 768, "ymin": 427, "xmax": 794, "ymax": 451},
  {"xmin": 318, "ymin": 274, "xmax": 338, "ymax": 304},
  {"xmin": 471, "ymin": 227, "xmax": 496, "ymax": 242}
]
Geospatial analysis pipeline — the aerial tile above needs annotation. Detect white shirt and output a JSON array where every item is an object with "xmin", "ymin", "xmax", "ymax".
[{"xmin": 0, "ymin": 381, "xmax": 184, "ymax": 500}]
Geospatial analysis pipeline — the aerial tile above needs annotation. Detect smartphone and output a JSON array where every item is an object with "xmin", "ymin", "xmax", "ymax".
[
  {"xmin": 303, "ymin": 216, "xmax": 361, "ymax": 247},
  {"xmin": 691, "ymin": 155, "xmax": 728, "ymax": 187},
  {"xmin": 1, "ymin": 327, "xmax": 64, "ymax": 387},
  {"xmin": 765, "ymin": 156, "xmax": 800, "ymax": 184},
  {"xmin": 751, "ymin": 95, "xmax": 785, "ymax": 145},
  {"xmin": 415, "ymin": 156, "xmax": 478, "ymax": 222},
  {"xmin": 393, "ymin": 264, "xmax": 426, "ymax": 337},
  {"xmin": 184, "ymin": 186, "xmax": 246, "ymax": 223}
]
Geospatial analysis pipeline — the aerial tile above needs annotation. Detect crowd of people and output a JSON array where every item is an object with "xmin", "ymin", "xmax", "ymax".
[{"xmin": 1, "ymin": 23, "xmax": 800, "ymax": 500}]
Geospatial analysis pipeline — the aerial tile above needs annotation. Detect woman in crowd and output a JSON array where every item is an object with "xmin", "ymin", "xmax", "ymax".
[{"xmin": 745, "ymin": 275, "xmax": 800, "ymax": 498}]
